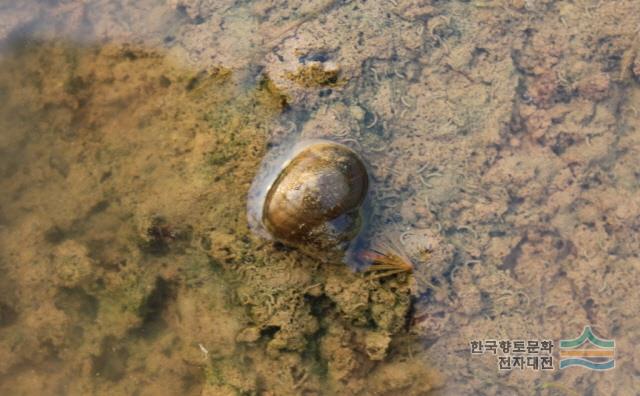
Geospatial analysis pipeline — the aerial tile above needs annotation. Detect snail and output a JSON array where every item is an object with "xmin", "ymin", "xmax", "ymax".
[{"xmin": 247, "ymin": 139, "xmax": 369, "ymax": 261}]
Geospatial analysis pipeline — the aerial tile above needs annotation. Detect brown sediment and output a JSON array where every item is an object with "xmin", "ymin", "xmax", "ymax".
[
  {"xmin": 0, "ymin": 38, "xmax": 436, "ymax": 396},
  {"xmin": 0, "ymin": 39, "xmax": 284, "ymax": 395}
]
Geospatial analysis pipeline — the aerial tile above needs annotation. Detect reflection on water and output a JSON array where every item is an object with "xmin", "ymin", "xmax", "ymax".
[{"xmin": 1, "ymin": 0, "xmax": 640, "ymax": 395}]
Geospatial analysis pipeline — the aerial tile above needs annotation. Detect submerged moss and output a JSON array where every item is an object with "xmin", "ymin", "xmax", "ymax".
[
  {"xmin": 0, "ymin": 37, "xmax": 433, "ymax": 396},
  {"xmin": 284, "ymin": 63, "xmax": 344, "ymax": 88},
  {"xmin": 0, "ymin": 39, "xmax": 286, "ymax": 394}
]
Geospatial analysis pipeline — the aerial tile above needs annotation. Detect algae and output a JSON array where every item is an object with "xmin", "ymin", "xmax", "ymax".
[
  {"xmin": 0, "ymin": 39, "xmax": 429, "ymax": 395},
  {"xmin": 284, "ymin": 62, "xmax": 343, "ymax": 88}
]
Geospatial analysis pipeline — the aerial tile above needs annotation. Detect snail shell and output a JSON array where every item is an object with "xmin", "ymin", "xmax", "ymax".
[{"xmin": 249, "ymin": 139, "xmax": 369, "ymax": 260}]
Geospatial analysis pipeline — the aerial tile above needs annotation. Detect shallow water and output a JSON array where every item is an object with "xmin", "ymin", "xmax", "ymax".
[{"xmin": 1, "ymin": 1, "xmax": 640, "ymax": 395}]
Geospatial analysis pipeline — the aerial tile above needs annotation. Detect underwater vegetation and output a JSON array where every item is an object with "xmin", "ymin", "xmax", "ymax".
[{"xmin": 361, "ymin": 239, "xmax": 414, "ymax": 280}]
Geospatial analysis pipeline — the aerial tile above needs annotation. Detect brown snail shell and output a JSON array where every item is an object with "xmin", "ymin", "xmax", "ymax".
[{"xmin": 249, "ymin": 140, "xmax": 369, "ymax": 260}]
